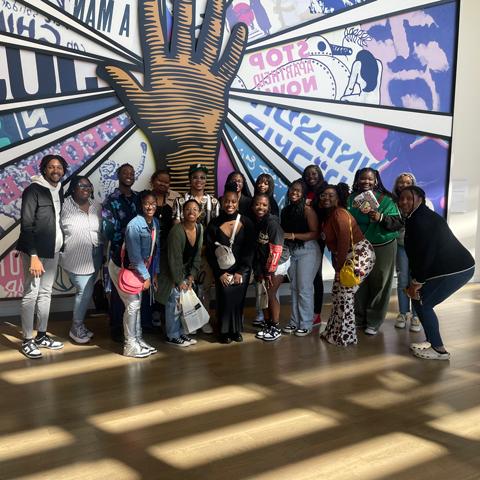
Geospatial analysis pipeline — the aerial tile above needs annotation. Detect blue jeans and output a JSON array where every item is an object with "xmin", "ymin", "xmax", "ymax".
[
  {"xmin": 288, "ymin": 240, "xmax": 322, "ymax": 330},
  {"xmin": 412, "ymin": 267, "xmax": 474, "ymax": 348},
  {"xmin": 67, "ymin": 271, "xmax": 98, "ymax": 330},
  {"xmin": 165, "ymin": 287, "xmax": 184, "ymax": 339},
  {"xmin": 396, "ymin": 244, "xmax": 416, "ymax": 316}
]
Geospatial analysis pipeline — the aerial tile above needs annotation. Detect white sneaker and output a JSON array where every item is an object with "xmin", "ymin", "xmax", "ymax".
[
  {"xmin": 201, "ymin": 322, "xmax": 213, "ymax": 334},
  {"xmin": 409, "ymin": 315, "xmax": 422, "ymax": 332},
  {"xmin": 21, "ymin": 339, "xmax": 43, "ymax": 359},
  {"xmin": 395, "ymin": 314, "xmax": 407, "ymax": 329},
  {"xmin": 412, "ymin": 346, "xmax": 450, "ymax": 361},
  {"xmin": 181, "ymin": 334, "xmax": 197, "ymax": 345},
  {"xmin": 166, "ymin": 337, "xmax": 190, "ymax": 348},
  {"xmin": 138, "ymin": 338, "xmax": 157, "ymax": 354},
  {"xmin": 69, "ymin": 328, "xmax": 91, "ymax": 344},
  {"xmin": 80, "ymin": 324, "xmax": 94, "ymax": 339},
  {"xmin": 364, "ymin": 327, "xmax": 378, "ymax": 336},
  {"xmin": 409, "ymin": 341, "xmax": 431, "ymax": 351},
  {"xmin": 123, "ymin": 342, "xmax": 151, "ymax": 358}
]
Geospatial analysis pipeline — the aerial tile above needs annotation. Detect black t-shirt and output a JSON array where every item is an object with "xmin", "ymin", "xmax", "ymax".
[{"xmin": 255, "ymin": 214, "xmax": 289, "ymax": 276}]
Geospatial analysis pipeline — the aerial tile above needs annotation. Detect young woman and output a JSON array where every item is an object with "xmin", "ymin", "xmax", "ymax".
[
  {"xmin": 224, "ymin": 171, "xmax": 252, "ymax": 215},
  {"xmin": 252, "ymin": 194, "xmax": 290, "ymax": 342},
  {"xmin": 108, "ymin": 190, "xmax": 160, "ymax": 358},
  {"xmin": 318, "ymin": 184, "xmax": 375, "ymax": 346},
  {"xmin": 61, "ymin": 176, "xmax": 103, "ymax": 343},
  {"xmin": 400, "ymin": 186, "xmax": 475, "ymax": 360},
  {"xmin": 347, "ymin": 168, "xmax": 402, "ymax": 335},
  {"xmin": 158, "ymin": 199, "xmax": 203, "ymax": 347},
  {"xmin": 281, "ymin": 180, "xmax": 321, "ymax": 336},
  {"xmin": 254, "ymin": 173, "xmax": 279, "ymax": 217},
  {"xmin": 206, "ymin": 183, "xmax": 255, "ymax": 343},
  {"xmin": 392, "ymin": 173, "xmax": 421, "ymax": 332},
  {"xmin": 302, "ymin": 165, "xmax": 327, "ymax": 329}
]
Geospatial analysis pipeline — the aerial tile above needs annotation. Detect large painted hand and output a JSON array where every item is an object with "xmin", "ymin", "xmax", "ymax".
[{"xmin": 97, "ymin": 0, "xmax": 248, "ymax": 189}]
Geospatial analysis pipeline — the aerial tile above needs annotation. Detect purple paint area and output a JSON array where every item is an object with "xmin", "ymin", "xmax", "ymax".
[{"xmin": 217, "ymin": 141, "xmax": 234, "ymax": 196}]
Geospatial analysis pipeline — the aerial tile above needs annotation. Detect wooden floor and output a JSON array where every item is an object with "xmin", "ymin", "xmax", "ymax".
[{"xmin": 1, "ymin": 285, "xmax": 480, "ymax": 480}]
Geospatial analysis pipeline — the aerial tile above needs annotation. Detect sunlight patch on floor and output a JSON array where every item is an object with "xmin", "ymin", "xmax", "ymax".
[
  {"xmin": 279, "ymin": 354, "xmax": 414, "ymax": 387},
  {"xmin": 0, "ymin": 426, "xmax": 74, "ymax": 461},
  {"xmin": 89, "ymin": 385, "xmax": 267, "ymax": 433},
  {"xmin": 427, "ymin": 406, "xmax": 480, "ymax": 440},
  {"xmin": 148, "ymin": 408, "xmax": 339, "ymax": 469},
  {"xmin": 246, "ymin": 432, "xmax": 448, "ymax": 480},
  {"xmin": 0, "ymin": 351, "xmax": 157, "ymax": 384}
]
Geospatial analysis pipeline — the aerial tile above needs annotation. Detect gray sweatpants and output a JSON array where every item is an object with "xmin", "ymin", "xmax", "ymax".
[{"xmin": 21, "ymin": 252, "xmax": 60, "ymax": 339}]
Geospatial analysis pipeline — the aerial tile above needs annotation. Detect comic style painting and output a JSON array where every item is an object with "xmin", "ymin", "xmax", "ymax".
[{"xmin": 0, "ymin": 0, "xmax": 458, "ymax": 297}]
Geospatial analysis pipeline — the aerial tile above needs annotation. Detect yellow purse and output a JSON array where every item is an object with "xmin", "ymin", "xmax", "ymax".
[{"xmin": 339, "ymin": 214, "xmax": 361, "ymax": 288}]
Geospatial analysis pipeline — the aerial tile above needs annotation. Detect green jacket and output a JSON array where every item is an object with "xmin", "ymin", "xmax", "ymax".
[
  {"xmin": 347, "ymin": 192, "xmax": 401, "ymax": 246},
  {"xmin": 156, "ymin": 223, "xmax": 203, "ymax": 304}
]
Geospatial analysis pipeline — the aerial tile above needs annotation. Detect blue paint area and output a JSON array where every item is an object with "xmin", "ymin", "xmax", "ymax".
[
  {"xmin": 225, "ymin": 123, "xmax": 288, "ymax": 209},
  {"xmin": 0, "ymin": 96, "xmax": 120, "ymax": 148},
  {"xmin": 367, "ymin": 1, "xmax": 457, "ymax": 113}
]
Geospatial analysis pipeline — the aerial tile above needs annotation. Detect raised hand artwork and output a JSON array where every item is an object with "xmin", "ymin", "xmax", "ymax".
[{"xmin": 97, "ymin": 0, "xmax": 248, "ymax": 191}]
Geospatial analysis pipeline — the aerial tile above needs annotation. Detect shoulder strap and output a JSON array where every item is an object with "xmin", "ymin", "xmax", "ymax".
[
  {"xmin": 229, "ymin": 214, "xmax": 241, "ymax": 246},
  {"xmin": 346, "ymin": 213, "xmax": 357, "ymax": 267}
]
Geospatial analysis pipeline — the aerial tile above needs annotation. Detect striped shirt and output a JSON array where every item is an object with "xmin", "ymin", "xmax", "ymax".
[{"xmin": 60, "ymin": 197, "xmax": 103, "ymax": 274}]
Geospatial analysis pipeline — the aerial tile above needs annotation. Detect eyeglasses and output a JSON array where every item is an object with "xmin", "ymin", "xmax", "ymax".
[{"xmin": 77, "ymin": 184, "xmax": 93, "ymax": 190}]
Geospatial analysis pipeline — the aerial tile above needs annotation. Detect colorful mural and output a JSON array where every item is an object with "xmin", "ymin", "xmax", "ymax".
[{"xmin": 0, "ymin": 0, "xmax": 458, "ymax": 297}]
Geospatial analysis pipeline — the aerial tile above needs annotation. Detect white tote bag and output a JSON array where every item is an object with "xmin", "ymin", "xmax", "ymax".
[{"xmin": 180, "ymin": 289, "xmax": 210, "ymax": 333}]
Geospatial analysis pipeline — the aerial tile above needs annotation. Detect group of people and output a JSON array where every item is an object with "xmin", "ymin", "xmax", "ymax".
[{"xmin": 17, "ymin": 155, "xmax": 475, "ymax": 362}]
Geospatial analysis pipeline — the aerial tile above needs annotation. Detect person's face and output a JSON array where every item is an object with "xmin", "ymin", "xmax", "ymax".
[
  {"xmin": 398, "ymin": 190, "xmax": 420, "ymax": 215},
  {"xmin": 358, "ymin": 171, "xmax": 376, "ymax": 191},
  {"xmin": 364, "ymin": 13, "xmax": 449, "ymax": 111},
  {"xmin": 396, "ymin": 175, "xmax": 414, "ymax": 193},
  {"xmin": 288, "ymin": 183, "xmax": 303, "ymax": 203},
  {"xmin": 141, "ymin": 195, "xmax": 157, "ymax": 218},
  {"xmin": 257, "ymin": 179, "xmax": 269, "ymax": 194},
  {"xmin": 118, "ymin": 166, "xmax": 135, "ymax": 188},
  {"xmin": 151, "ymin": 173, "xmax": 170, "ymax": 194},
  {"xmin": 253, "ymin": 196, "xmax": 269, "ymax": 219},
  {"xmin": 43, "ymin": 158, "xmax": 65, "ymax": 186},
  {"xmin": 190, "ymin": 171, "xmax": 207, "ymax": 191},
  {"xmin": 183, "ymin": 202, "xmax": 200, "ymax": 223},
  {"xmin": 304, "ymin": 167, "xmax": 319, "ymax": 187},
  {"xmin": 231, "ymin": 173, "xmax": 244, "ymax": 193},
  {"xmin": 222, "ymin": 191, "xmax": 238, "ymax": 214},
  {"xmin": 319, "ymin": 188, "xmax": 338, "ymax": 209},
  {"xmin": 74, "ymin": 179, "xmax": 93, "ymax": 202}
]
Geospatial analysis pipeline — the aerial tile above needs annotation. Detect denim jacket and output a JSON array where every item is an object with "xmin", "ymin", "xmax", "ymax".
[{"xmin": 125, "ymin": 215, "xmax": 160, "ymax": 280}]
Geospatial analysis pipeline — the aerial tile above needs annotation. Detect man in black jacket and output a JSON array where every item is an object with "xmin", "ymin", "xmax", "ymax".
[{"xmin": 17, "ymin": 155, "xmax": 68, "ymax": 359}]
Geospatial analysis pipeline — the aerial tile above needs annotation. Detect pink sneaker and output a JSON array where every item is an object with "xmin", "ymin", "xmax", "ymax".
[{"xmin": 312, "ymin": 314, "xmax": 322, "ymax": 329}]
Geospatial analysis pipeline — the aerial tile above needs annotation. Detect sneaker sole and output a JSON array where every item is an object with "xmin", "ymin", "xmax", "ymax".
[
  {"xmin": 21, "ymin": 351, "xmax": 42, "ymax": 359},
  {"xmin": 69, "ymin": 333, "xmax": 91, "ymax": 344},
  {"xmin": 409, "ymin": 327, "xmax": 422, "ymax": 333},
  {"xmin": 165, "ymin": 342, "xmax": 190, "ymax": 348},
  {"xmin": 294, "ymin": 332, "xmax": 311, "ymax": 337},
  {"xmin": 124, "ymin": 352, "xmax": 151, "ymax": 358},
  {"xmin": 412, "ymin": 350, "xmax": 450, "ymax": 361},
  {"xmin": 36, "ymin": 343, "xmax": 64, "ymax": 350},
  {"xmin": 394, "ymin": 323, "xmax": 406, "ymax": 329},
  {"xmin": 263, "ymin": 335, "xmax": 281, "ymax": 342}
]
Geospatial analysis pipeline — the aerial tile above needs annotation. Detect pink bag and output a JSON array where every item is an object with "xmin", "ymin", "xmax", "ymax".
[{"xmin": 118, "ymin": 228, "xmax": 156, "ymax": 295}]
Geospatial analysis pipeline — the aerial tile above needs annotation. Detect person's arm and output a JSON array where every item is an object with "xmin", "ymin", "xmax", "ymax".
[
  {"xmin": 101, "ymin": 198, "xmax": 117, "ymax": 243},
  {"xmin": 332, "ymin": 210, "xmax": 353, "ymax": 272},
  {"xmin": 167, "ymin": 225, "xmax": 187, "ymax": 287},
  {"xmin": 265, "ymin": 220, "xmax": 285, "ymax": 275},
  {"xmin": 19, "ymin": 187, "xmax": 39, "ymax": 256},
  {"xmin": 368, "ymin": 197, "xmax": 403, "ymax": 231},
  {"xmin": 125, "ymin": 223, "xmax": 150, "ymax": 280},
  {"xmin": 205, "ymin": 222, "xmax": 222, "ymax": 278}
]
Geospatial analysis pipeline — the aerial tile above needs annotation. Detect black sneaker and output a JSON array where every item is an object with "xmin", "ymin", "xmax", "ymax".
[
  {"xmin": 282, "ymin": 323, "xmax": 296, "ymax": 334},
  {"xmin": 263, "ymin": 326, "xmax": 282, "ymax": 342},
  {"xmin": 166, "ymin": 337, "xmax": 189, "ymax": 348},
  {"xmin": 35, "ymin": 335, "xmax": 64, "ymax": 350},
  {"xmin": 252, "ymin": 317, "xmax": 265, "ymax": 328},
  {"xmin": 21, "ymin": 339, "xmax": 43, "ymax": 359}
]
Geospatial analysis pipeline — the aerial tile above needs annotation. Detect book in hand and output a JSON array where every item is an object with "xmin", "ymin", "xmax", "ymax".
[{"xmin": 352, "ymin": 190, "xmax": 380, "ymax": 212}]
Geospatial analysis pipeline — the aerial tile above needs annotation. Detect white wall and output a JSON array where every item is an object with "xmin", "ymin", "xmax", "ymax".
[{"xmin": 448, "ymin": 0, "xmax": 480, "ymax": 281}]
